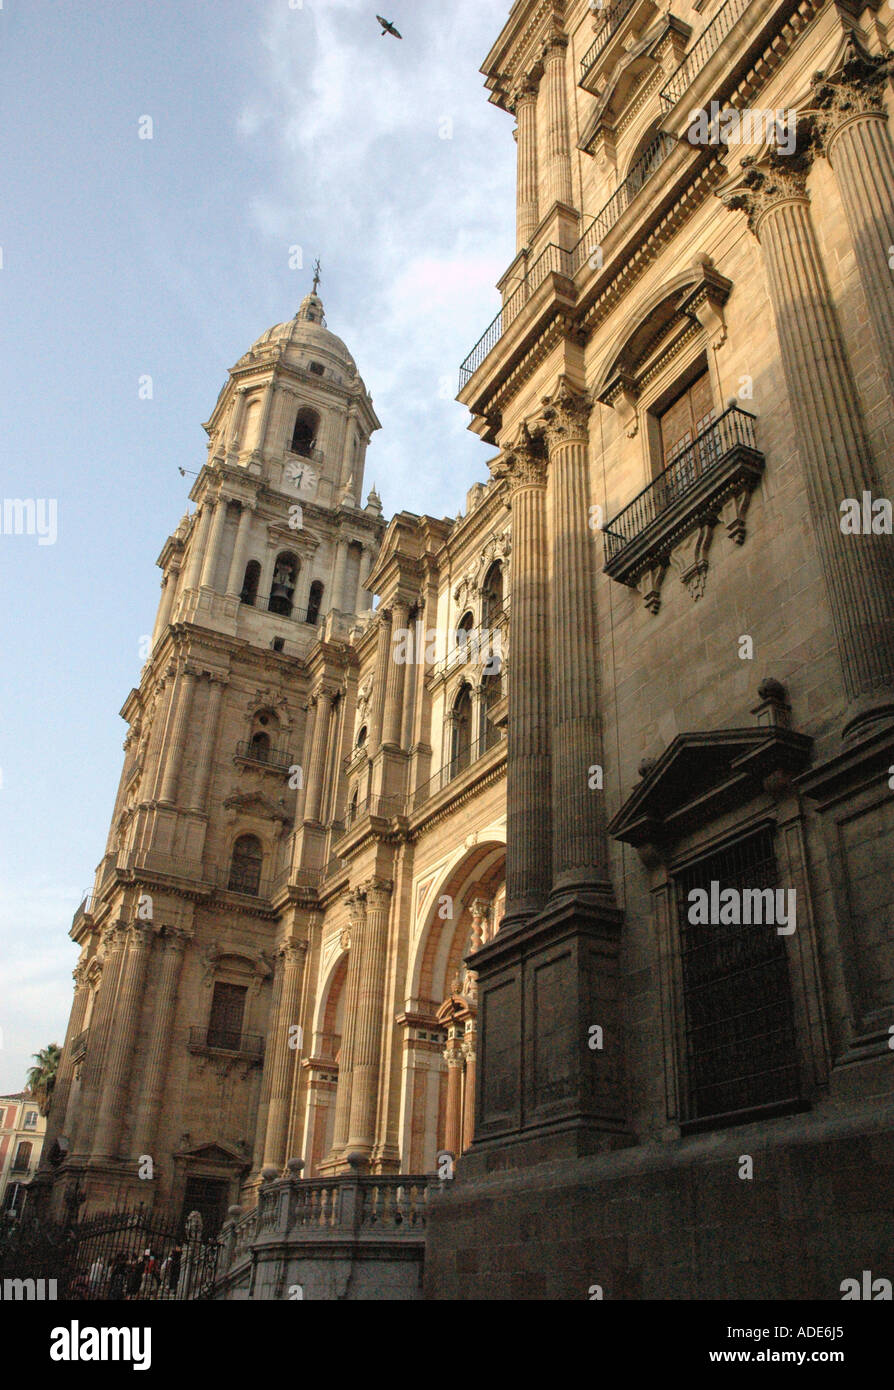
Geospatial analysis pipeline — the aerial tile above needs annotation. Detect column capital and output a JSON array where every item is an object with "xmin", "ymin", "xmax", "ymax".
[
  {"xmin": 491, "ymin": 424, "xmax": 548, "ymax": 494},
  {"xmin": 541, "ymin": 378, "xmax": 592, "ymax": 451},
  {"xmin": 125, "ymin": 920, "xmax": 155, "ymax": 951},
  {"xmin": 73, "ymin": 961, "xmax": 90, "ymax": 990},
  {"xmin": 360, "ymin": 876, "xmax": 392, "ymax": 908},
  {"xmin": 718, "ymin": 152, "xmax": 812, "ymax": 237},
  {"xmin": 809, "ymin": 41, "xmax": 892, "ymax": 153},
  {"xmin": 161, "ymin": 925, "xmax": 191, "ymax": 954},
  {"xmin": 542, "ymin": 31, "xmax": 569, "ymax": 60},
  {"xmin": 508, "ymin": 76, "xmax": 539, "ymax": 112},
  {"xmin": 311, "ymin": 682, "xmax": 338, "ymax": 708},
  {"xmin": 276, "ymin": 938, "xmax": 308, "ymax": 966}
]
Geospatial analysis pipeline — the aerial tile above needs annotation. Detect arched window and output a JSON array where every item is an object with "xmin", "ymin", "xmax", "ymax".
[
  {"xmin": 482, "ymin": 671, "xmax": 502, "ymax": 752},
  {"xmin": 481, "ymin": 562, "xmax": 504, "ymax": 628},
  {"xmin": 249, "ymin": 731, "xmax": 271, "ymax": 762},
  {"xmin": 240, "ymin": 560, "xmax": 261, "ymax": 607},
  {"xmin": 455, "ymin": 610, "xmax": 475, "ymax": 662},
  {"xmin": 268, "ymin": 552, "xmax": 299, "ymax": 617},
  {"xmin": 348, "ymin": 788, "xmax": 360, "ymax": 825},
  {"xmin": 290, "ymin": 407, "xmax": 320, "ymax": 458},
  {"xmin": 228, "ymin": 834, "xmax": 263, "ymax": 896},
  {"xmin": 306, "ymin": 580, "xmax": 324, "ymax": 626},
  {"xmin": 356, "ymin": 725, "xmax": 367, "ymax": 750},
  {"xmin": 451, "ymin": 684, "xmax": 473, "ymax": 776},
  {"xmin": 625, "ymin": 122, "xmax": 671, "ymax": 203}
]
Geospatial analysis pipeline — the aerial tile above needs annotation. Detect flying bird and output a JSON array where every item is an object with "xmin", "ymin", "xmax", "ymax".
[{"xmin": 376, "ymin": 15, "xmax": 402, "ymax": 39}]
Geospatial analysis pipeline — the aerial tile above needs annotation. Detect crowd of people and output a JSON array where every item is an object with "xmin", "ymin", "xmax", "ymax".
[{"xmin": 68, "ymin": 1244, "xmax": 184, "ymax": 1299}]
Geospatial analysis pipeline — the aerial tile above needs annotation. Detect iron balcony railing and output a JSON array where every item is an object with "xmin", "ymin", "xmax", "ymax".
[
  {"xmin": 660, "ymin": 0, "xmax": 752, "ymax": 107},
  {"xmin": 189, "ymin": 1025, "xmax": 265, "ymax": 1059},
  {"xmin": 602, "ymin": 406, "xmax": 757, "ymax": 560},
  {"xmin": 459, "ymin": 135, "xmax": 675, "ymax": 389},
  {"xmin": 411, "ymin": 731, "xmax": 504, "ymax": 810},
  {"xmin": 70, "ymin": 1029, "xmax": 89, "ymax": 1059},
  {"xmin": 286, "ymin": 444, "xmax": 324, "ymax": 466},
  {"xmin": 343, "ymin": 793, "xmax": 406, "ymax": 829},
  {"xmin": 234, "ymin": 740, "xmax": 294, "ymax": 772},
  {"xmin": 580, "ymin": 0, "xmax": 637, "ymax": 82}
]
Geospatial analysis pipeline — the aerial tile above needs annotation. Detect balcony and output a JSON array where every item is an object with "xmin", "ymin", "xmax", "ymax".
[
  {"xmin": 69, "ymin": 1029, "xmax": 88, "ymax": 1062},
  {"xmin": 602, "ymin": 406, "xmax": 764, "ymax": 607},
  {"xmin": 234, "ymin": 740, "xmax": 294, "ymax": 772},
  {"xmin": 458, "ymin": 135, "xmax": 676, "ymax": 393},
  {"xmin": 659, "ymin": 0, "xmax": 751, "ymax": 108},
  {"xmin": 343, "ymin": 794, "xmax": 405, "ymax": 830},
  {"xmin": 411, "ymin": 732, "xmax": 505, "ymax": 811},
  {"xmin": 188, "ymin": 1026, "xmax": 265, "ymax": 1061},
  {"xmin": 579, "ymin": 0, "xmax": 637, "ymax": 88}
]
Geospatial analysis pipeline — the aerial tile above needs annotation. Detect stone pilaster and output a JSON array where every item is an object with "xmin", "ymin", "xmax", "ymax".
[
  {"xmin": 541, "ymin": 36, "xmax": 573, "ymax": 210},
  {"xmin": 491, "ymin": 429, "xmax": 551, "ymax": 924},
  {"xmin": 151, "ymin": 567, "xmax": 179, "ymax": 647},
  {"xmin": 382, "ymin": 600, "xmax": 410, "ymax": 747},
  {"xmin": 262, "ymin": 939, "xmax": 308, "ymax": 1169},
  {"xmin": 328, "ymin": 893, "xmax": 365, "ymax": 1157},
  {"xmin": 722, "ymin": 154, "xmax": 894, "ymax": 732},
  {"xmin": 92, "ymin": 921, "xmax": 154, "ymax": 1158},
  {"xmin": 346, "ymin": 880, "xmax": 393, "ymax": 1159},
  {"xmin": 542, "ymin": 379, "xmax": 610, "ymax": 895},
  {"xmin": 225, "ymin": 502, "xmax": 255, "ymax": 598},
  {"xmin": 357, "ymin": 547, "xmax": 375, "ymax": 613},
  {"xmin": 369, "ymin": 611, "xmax": 392, "ymax": 753},
  {"xmin": 443, "ymin": 1028, "xmax": 465, "ymax": 1158},
  {"xmin": 182, "ymin": 504, "xmax": 215, "ymax": 592},
  {"xmin": 73, "ymin": 926, "xmax": 127, "ymax": 1156},
  {"xmin": 130, "ymin": 927, "xmax": 188, "ymax": 1157},
  {"xmin": 332, "ymin": 539, "xmax": 350, "ymax": 612},
  {"xmin": 158, "ymin": 666, "xmax": 198, "ymax": 806},
  {"xmin": 199, "ymin": 497, "xmax": 228, "ymax": 590},
  {"xmin": 187, "ymin": 676, "xmax": 226, "ymax": 814},
  {"xmin": 512, "ymin": 80, "xmax": 539, "ymax": 250},
  {"xmin": 303, "ymin": 686, "xmax": 335, "ymax": 823},
  {"xmin": 461, "ymin": 1026, "xmax": 477, "ymax": 1152},
  {"xmin": 41, "ymin": 963, "xmax": 91, "ymax": 1159},
  {"xmin": 811, "ymin": 44, "xmax": 894, "ymax": 397}
]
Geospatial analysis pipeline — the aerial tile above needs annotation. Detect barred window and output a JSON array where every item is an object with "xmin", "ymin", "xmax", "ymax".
[{"xmin": 673, "ymin": 827, "xmax": 800, "ymax": 1126}]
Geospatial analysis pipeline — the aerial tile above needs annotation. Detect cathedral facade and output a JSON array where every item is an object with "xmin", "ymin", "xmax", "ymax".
[{"xmin": 39, "ymin": 0, "xmax": 894, "ymax": 1298}]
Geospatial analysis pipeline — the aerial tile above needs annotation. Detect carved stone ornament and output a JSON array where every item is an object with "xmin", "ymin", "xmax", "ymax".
[
  {"xmin": 669, "ymin": 522, "xmax": 715, "ymax": 601},
  {"xmin": 491, "ymin": 423, "xmax": 548, "ymax": 492},
  {"xmin": 541, "ymin": 377, "xmax": 592, "ymax": 451},
  {"xmin": 356, "ymin": 673, "xmax": 374, "ymax": 724},
  {"xmin": 720, "ymin": 152, "xmax": 812, "ymax": 238},
  {"xmin": 809, "ymin": 37, "xmax": 892, "ymax": 153}
]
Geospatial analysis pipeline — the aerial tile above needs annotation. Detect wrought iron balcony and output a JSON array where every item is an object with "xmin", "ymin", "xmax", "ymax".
[
  {"xmin": 579, "ymin": 133, "xmax": 677, "ymax": 248},
  {"xmin": 580, "ymin": 0, "xmax": 637, "ymax": 85},
  {"xmin": 343, "ymin": 794, "xmax": 405, "ymax": 829},
  {"xmin": 660, "ymin": 0, "xmax": 751, "ymax": 108},
  {"xmin": 602, "ymin": 406, "xmax": 763, "ymax": 590},
  {"xmin": 459, "ymin": 242, "xmax": 574, "ymax": 388},
  {"xmin": 188, "ymin": 1025, "xmax": 265, "ymax": 1060},
  {"xmin": 234, "ymin": 740, "xmax": 294, "ymax": 772},
  {"xmin": 286, "ymin": 444, "xmax": 324, "ymax": 466}
]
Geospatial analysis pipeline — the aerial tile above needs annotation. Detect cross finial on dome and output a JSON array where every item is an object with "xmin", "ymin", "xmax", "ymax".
[{"xmin": 312, "ymin": 258, "xmax": 322, "ymax": 294}]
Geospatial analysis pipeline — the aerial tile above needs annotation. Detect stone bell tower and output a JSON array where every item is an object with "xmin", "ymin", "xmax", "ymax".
[{"xmin": 38, "ymin": 281, "xmax": 387, "ymax": 1225}]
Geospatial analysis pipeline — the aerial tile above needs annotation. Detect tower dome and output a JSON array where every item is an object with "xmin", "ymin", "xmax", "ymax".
[{"xmin": 239, "ymin": 288, "xmax": 357, "ymax": 377}]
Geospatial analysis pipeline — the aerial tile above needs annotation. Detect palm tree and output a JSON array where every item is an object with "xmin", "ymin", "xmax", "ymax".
[{"xmin": 26, "ymin": 1043, "xmax": 61, "ymax": 1116}]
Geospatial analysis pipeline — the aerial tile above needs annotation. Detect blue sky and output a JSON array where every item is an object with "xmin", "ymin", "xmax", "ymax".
[{"xmin": 0, "ymin": 0, "xmax": 515, "ymax": 1092}]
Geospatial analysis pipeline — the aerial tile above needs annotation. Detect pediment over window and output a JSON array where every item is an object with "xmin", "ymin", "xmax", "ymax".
[
  {"xmin": 608, "ymin": 727, "xmax": 813, "ymax": 848},
  {"xmin": 579, "ymin": 13, "xmax": 691, "ymax": 148},
  {"xmin": 173, "ymin": 1141, "xmax": 248, "ymax": 1168},
  {"xmin": 222, "ymin": 791, "xmax": 290, "ymax": 824}
]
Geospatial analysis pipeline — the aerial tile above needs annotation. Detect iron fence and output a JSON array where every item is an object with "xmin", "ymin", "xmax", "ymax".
[
  {"xmin": 580, "ymin": 0, "xmax": 637, "ymax": 82},
  {"xmin": 660, "ymin": 0, "xmax": 753, "ymax": 107}
]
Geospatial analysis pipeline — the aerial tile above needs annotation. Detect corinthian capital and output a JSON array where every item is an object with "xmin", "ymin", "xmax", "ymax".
[
  {"xmin": 719, "ymin": 152, "xmax": 812, "ymax": 237},
  {"xmin": 810, "ymin": 39, "xmax": 892, "ymax": 151},
  {"xmin": 490, "ymin": 423, "xmax": 548, "ymax": 493},
  {"xmin": 541, "ymin": 377, "xmax": 591, "ymax": 451}
]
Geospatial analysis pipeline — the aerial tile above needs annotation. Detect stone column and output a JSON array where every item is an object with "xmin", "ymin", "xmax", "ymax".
[
  {"xmin": 257, "ymin": 379, "xmax": 278, "ymax": 455},
  {"xmin": 722, "ymin": 155, "xmax": 894, "ymax": 729},
  {"xmin": 43, "ymin": 964, "xmax": 91, "ymax": 1156},
  {"xmin": 158, "ymin": 667, "xmax": 198, "ymax": 806},
  {"xmin": 92, "ymin": 921, "xmax": 154, "ymax": 1157},
  {"xmin": 152, "ymin": 567, "xmax": 179, "ymax": 647},
  {"xmin": 252, "ymin": 956, "xmax": 284, "ymax": 1169},
  {"xmin": 131, "ymin": 928, "xmax": 188, "ymax": 1156},
  {"xmin": 382, "ymin": 600, "xmax": 409, "ymax": 747},
  {"xmin": 346, "ymin": 880, "xmax": 392, "ymax": 1158},
  {"xmin": 187, "ymin": 676, "xmax": 226, "ymax": 814},
  {"xmin": 491, "ymin": 431, "xmax": 551, "ymax": 923},
  {"xmin": 442, "ymin": 1027, "xmax": 464, "ymax": 1158},
  {"xmin": 329, "ymin": 894, "xmax": 365, "ymax": 1156},
  {"xmin": 811, "ymin": 46, "xmax": 894, "ymax": 398},
  {"xmin": 225, "ymin": 503, "xmax": 255, "ymax": 598},
  {"xmin": 199, "ymin": 497, "xmax": 228, "ymax": 590},
  {"xmin": 541, "ymin": 36, "xmax": 573, "ymax": 210},
  {"xmin": 357, "ymin": 548, "xmax": 375, "ymax": 612},
  {"xmin": 461, "ymin": 1026, "xmax": 477, "ymax": 1152},
  {"xmin": 331, "ymin": 539, "xmax": 350, "ymax": 612},
  {"xmin": 303, "ymin": 687, "xmax": 334, "ymax": 823},
  {"xmin": 543, "ymin": 380, "xmax": 610, "ymax": 894},
  {"xmin": 228, "ymin": 385, "xmax": 248, "ymax": 452},
  {"xmin": 513, "ymin": 81, "xmax": 540, "ymax": 250},
  {"xmin": 72, "ymin": 927, "xmax": 127, "ymax": 1155},
  {"xmin": 183, "ymin": 504, "xmax": 215, "ymax": 591},
  {"xmin": 369, "ymin": 612, "xmax": 392, "ymax": 752},
  {"xmin": 262, "ymin": 940, "xmax": 307, "ymax": 1169}
]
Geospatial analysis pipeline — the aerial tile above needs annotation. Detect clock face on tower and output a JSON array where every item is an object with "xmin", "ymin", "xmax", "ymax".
[{"xmin": 285, "ymin": 461, "xmax": 319, "ymax": 496}]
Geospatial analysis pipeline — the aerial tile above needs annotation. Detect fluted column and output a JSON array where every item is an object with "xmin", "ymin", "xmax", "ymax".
[
  {"xmin": 158, "ymin": 666, "xmax": 198, "ymax": 806},
  {"xmin": 491, "ymin": 431, "xmax": 551, "ymax": 922},
  {"xmin": 262, "ymin": 940, "xmax": 307, "ymax": 1169},
  {"xmin": 346, "ymin": 880, "xmax": 392, "ymax": 1156},
  {"xmin": 73, "ymin": 931, "xmax": 126, "ymax": 1155},
  {"xmin": 357, "ymin": 548, "xmax": 375, "ymax": 612},
  {"xmin": 513, "ymin": 81, "xmax": 539, "ymax": 250},
  {"xmin": 92, "ymin": 922, "xmax": 154, "ymax": 1157},
  {"xmin": 382, "ymin": 600, "xmax": 410, "ymax": 747},
  {"xmin": 812, "ymin": 46, "xmax": 894, "ymax": 398},
  {"xmin": 42, "ymin": 964, "xmax": 91, "ymax": 1157},
  {"xmin": 543, "ymin": 380, "xmax": 609, "ymax": 892},
  {"xmin": 199, "ymin": 497, "xmax": 228, "ymax": 590},
  {"xmin": 369, "ymin": 612, "xmax": 392, "ymax": 752},
  {"xmin": 722, "ymin": 155, "xmax": 894, "ymax": 725},
  {"xmin": 442, "ymin": 1027, "xmax": 464, "ymax": 1158},
  {"xmin": 228, "ymin": 385, "xmax": 249, "ymax": 452},
  {"xmin": 187, "ymin": 676, "xmax": 226, "ymax": 814},
  {"xmin": 303, "ymin": 687, "xmax": 335, "ymax": 823},
  {"xmin": 329, "ymin": 893, "xmax": 365, "ymax": 1155},
  {"xmin": 131, "ymin": 928, "xmax": 188, "ymax": 1155},
  {"xmin": 183, "ymin": 504, "xmax": 215, "ymax": 591},
  {"xmin": 541, "ymin": 36, "xmax": 572, "ymax": 209},
  {"xmin": 331, "ymin": 539, "xmax": 350, "ymax": 612},
  {"xmin": 252, "ymin": 955, "xmax": 284, "ymax": 1169},
  {"xmin": 151, "ymin": 567, "xmax": 179, "ymax": 647},
  {"xmin": 225, "ymin": 503, "xmax": 255, "ymax": 598},
  {"xmin": 461, "ymin": 1027, "xmax": 476, "ymax": 1152}
]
